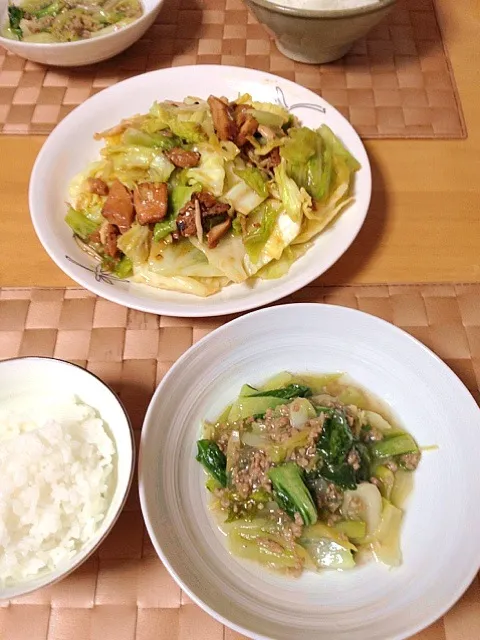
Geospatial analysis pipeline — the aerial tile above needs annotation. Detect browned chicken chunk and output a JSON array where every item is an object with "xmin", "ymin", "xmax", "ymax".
[
  {"xmin": 133, "ymin": 182, "xmax": 168, "ymax": 225},
  {"xmin": 235, "ymin": 113, "xmax": 258, "ymax": 148},
  {"xmin": 102, "ymin": 179, "xmax": 134, "ymax": 233},
  {"xmin": 100, "ymin": 222, "xmax": 119, "ymax": 258},
  {"xmin": 208, "ymin": 95, "xmax": 237, "ymax": 142},
  {"xmin": 87, "ymin": 177, "xmax": 109, "ymax": 196},
  {"xmin": 165, "ymin": 147, "xmax": 201, "ymax": 168},
  {"xmin": 207, "ymin": 218, "xmax": 231, "ymax": 249},
  {"xmin": 176, "ymin": 191, "xmax": 231, "ymax": 241}
]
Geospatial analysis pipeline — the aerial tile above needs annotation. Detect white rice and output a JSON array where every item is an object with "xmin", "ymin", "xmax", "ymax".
[
  {"xmin": 0, "ymin": 397, "xmax": 116, "ymax": 585},
  {"xmin": 268, "ymin": 0, "xmax": 381, "ymax": 9}
]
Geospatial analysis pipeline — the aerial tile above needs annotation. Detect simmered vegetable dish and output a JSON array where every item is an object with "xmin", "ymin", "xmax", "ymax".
[
  {"xmin": 3, "ymin": 0, "xmax": 142, "ymax": 43},
  {"xmin": 196, "ymin": 372, "xmax": 421, "ymax": 577}
]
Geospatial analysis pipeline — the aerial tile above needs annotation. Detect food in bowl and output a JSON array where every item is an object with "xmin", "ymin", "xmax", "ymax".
[
  {"xmin": 2, "ymin": 0, "xmax": 143, "ymax": 43},
  {"xmin": 268, "ymin": 0, "xmax": 382, "ymax": 7},
  {"xmin": 0, "ymin": 394, "xmax": 116, "ymax": 585},
  {"xmin": 196, "ymin": 372, "xmax": 421, "ymax": 577},
  {"xmin": 65, "ymin": 93, "xmax": 360, "ymax": 298}
]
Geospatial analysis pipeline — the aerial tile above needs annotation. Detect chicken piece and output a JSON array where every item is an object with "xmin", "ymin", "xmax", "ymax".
[
  {"xmin": 176, "ymin": 201, "xmax": 197, "ymax": 237},
  {"xmin": 87, "ymin": 177, "xmax": 109, "ymax": 196},
  {"xmin": 236, "ymin": 113, "xmax": 258, "ymax": 147},
  {"xmin": 197, "ymin": 192, "xmax": 230, "ymax": 218},
  {"xmin": 208, "ymin": 95, "xmax": 237, "ymax": 142},
  {"xmin": 133, "ymin": 182, "xmax": 168, "ymax": 225},
  {"xmin": 165, "ymin": 147, "xmax": 201, "ymax": 168},
  {"xmin": 176, "ymin": 191, "xmax": 231, "ymax": 240},
  {"xmin": 99, "ymin": 222, "xmax": 119, "ymax": 258},
  {"xmin": 207, "ymin": 218, "xmax": 231, "ymax": 249},
  {"xmin": 102, "ymin": 179, "xmax": 134, "ymax": 233}
]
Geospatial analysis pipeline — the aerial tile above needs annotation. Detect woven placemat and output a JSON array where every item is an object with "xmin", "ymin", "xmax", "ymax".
[
  {"xmin": 0, "ymin": 283, "xmax": 479, "ymax": 639},
  {"xmin": 0, "ymin": 0, "xmax": 466, "ymax": 139}
]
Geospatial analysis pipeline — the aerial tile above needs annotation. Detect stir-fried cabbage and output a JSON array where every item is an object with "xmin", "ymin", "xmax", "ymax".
[{"xmin": 65, "ymin": 92, "xmax": 361, "ymax": 297}]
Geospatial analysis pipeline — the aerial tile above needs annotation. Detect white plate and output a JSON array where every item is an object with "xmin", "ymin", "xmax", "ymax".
[
  {"xmin": 139, "ymin": 303, "xmax": 480, "ymax": 639},
  {"xmin": 29, "ymin": 65, "xmax": 371, "ymax": 317}
]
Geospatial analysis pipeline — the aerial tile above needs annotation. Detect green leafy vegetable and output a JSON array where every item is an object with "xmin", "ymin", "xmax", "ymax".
[
  {"xmin": 65, "ymin": 207, "xmax": 99, "ymax": 241},
  {"xmin": 196, "ymin": 439, "xmax": 227, "ymax": 487},
  {"xmin": 274, "ymin": 161, "xmax": 311, "ymax": 223},
  {"xmin": 113, "ymin": 255, "xmax": 133, "ymax": 279},
  {"xmin": 244, "ymin": 201, "xmax": 281, "ymax": 263},
  {"xmin": 234, "ymin": 167, "xmax": 268, "ymax": 198},
  {"xmin": 320, "ymin": 462, "xmax": 357, "ymax": 490},
  {"xmin": 122, "ymin": 127, "xmax": 182, "ymax": 151},
  {"xmin": 8, "ymin": 5, "xmax": 24, "ymax": 39},
  {"xmin": 116, "ymin": 223, "xmax": 151, "ymax": 265},
  {"xmin": 268, "ymin": 462, "xmax": 318, "ymax": 526},
  {"xmin": 249, "ymin": 383, "xmax": 312, "ymax": 400},
  {"xmin": 370, "ymin": 434, "xmax": 418, "ymax": 459},
  {"xmin": 354, "ymin": 442, "xmax": 372, "ymax": 483},
  {"xmin": 317, "ymin": 409, "xmax": 353, "ymax": 466},
  {"xmin": 153, "ymin": 220, "xmax": 177, "ymax": 242}
]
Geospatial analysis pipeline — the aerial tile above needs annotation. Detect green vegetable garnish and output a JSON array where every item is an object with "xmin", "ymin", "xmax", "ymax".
[
  {"xmin": 8, "ymin": 5, "xmax": 25, "ymax": 39},
  {"xmin": 196, "ymin": 439, "xmax": 227, "ymax": 487},
  {"xmin": 268, "ymin": 462, "xmax": 317, "ymax": 526}
]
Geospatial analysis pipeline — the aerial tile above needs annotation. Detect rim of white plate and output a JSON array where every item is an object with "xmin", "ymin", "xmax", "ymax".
[
  {"xmin": 138, "ymin": 303, "xmax": 480, "ymax": 640},
  {"xmin": 29, "ymin": 65, "xmax": 371, "ymax": 317}
]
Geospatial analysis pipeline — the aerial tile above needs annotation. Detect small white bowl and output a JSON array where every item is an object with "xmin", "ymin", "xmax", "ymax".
[
  {"xmin": 139, "ymin": 303, "xmax": 480, "ymax": 640},
  {"xmin": 0, "ymin": 0, "xmax": 164, "ymax": 66},
  {"xmin": 0, "ymin": 356, "xmax": 134, "ymax": 600}
]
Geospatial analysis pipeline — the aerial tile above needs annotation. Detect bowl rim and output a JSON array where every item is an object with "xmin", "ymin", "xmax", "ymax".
[
  {"xmin": 0, "ymin": 0, "xmax": 161, "ymax": 49},
  {"xmin": 0, "ymin": 355, "xmax": 136, "ymax": 601},
  {"xmin": 245, "ymin": 0, "xmax": 397, "ymax": 19},
  {"xmin": 139, "ymin": 302, "xmax": 480, "ymax": 640}
]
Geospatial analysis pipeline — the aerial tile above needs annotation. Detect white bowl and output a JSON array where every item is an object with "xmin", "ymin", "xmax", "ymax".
[
  {"xmin": 139, "ymin": 303, "xmax": 480, "ymax": 640},
  {"xmin": 29, "ymin": 65, "xmax": 371, "ymax": 317},
  {"xmin": 0, "ymin": 356, "xmax": 134, "ymax": 600},
  {"xmin": 0, "ymin": 0, "xmax": 163, "ymax": 66}
]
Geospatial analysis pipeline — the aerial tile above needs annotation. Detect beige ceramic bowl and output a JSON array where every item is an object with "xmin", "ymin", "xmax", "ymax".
[
  {"xmin": 243, "ymin": 0, "xmax": 397, "ymax": 64},
  {"xmin": 0, "ymin": 0, "xmax": 164, "ymax": 66}
]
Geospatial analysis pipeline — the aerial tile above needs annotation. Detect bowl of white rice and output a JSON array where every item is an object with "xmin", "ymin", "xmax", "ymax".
[
  {"xmin": 243, "ymin": 0, "xmax": 396, "ymax": 64},
  {"xmin": 0, "ymin": 357, "xmax": 134, "ymax": 600}
]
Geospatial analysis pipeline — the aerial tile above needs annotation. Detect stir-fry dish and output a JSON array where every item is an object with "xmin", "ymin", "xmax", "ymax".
[
  {"xmin": 64, "ymin": 95, "xmax": 360, "ymax": 297},
  {"xmin": 196, "ymin": 373, "xmax": 421, "ymax": 577},
  {"xmin": 3, "ymin": 0, "xmax": 142, "ymax": 43}
]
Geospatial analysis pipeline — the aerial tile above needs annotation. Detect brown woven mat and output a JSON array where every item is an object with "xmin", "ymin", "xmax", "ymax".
[
  {"xmin": 0, "ymin": 283, "xmax": 479, "ymax": 639},
  {"xmin": 0, "ymin": 0, "xmax": 466, "ymax": 139}
]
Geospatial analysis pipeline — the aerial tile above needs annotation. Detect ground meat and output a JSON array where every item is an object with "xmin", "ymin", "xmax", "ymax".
[
  {"xmin": 399, "ymin": 452, "xmax": 421, "ymax": 470},
  {"xmin": 385, "ymin": 460, "xmax": 398, "ymax": 473},
  {"xmin": 165, "ymin": 147, "xmax": 201, "ymax": 168},
  {"xmin": 102, "ymin": 179, "xmax": 134, "ymax": 233},
  {"xmin": 347, "ymin": 448, "xmax": 361, "ymax": 471},
  {"xmin": 206, "ymin": 218, "xmax": 231, "ymax": 248},
  {"xmin": 133, "ymin": 182, "xmax": 168, "ymax": 225},
  {"xmin": 324, "ymin": 483, "xmax": 344, "ymax": 513},
  {"xmin": 232, "ymin": 448, "xmax": 271, "ymax": 498},
  {"xmin": 343, "ymin": 496, "xmax": 363, "ymax": 519},
  {"xmin": 86, "ymin": 177, "xmax": 109, "ymax": 196},
  {"xmin": 208, "ymin": 95, "xmax": 237, "ymax": 141}
]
